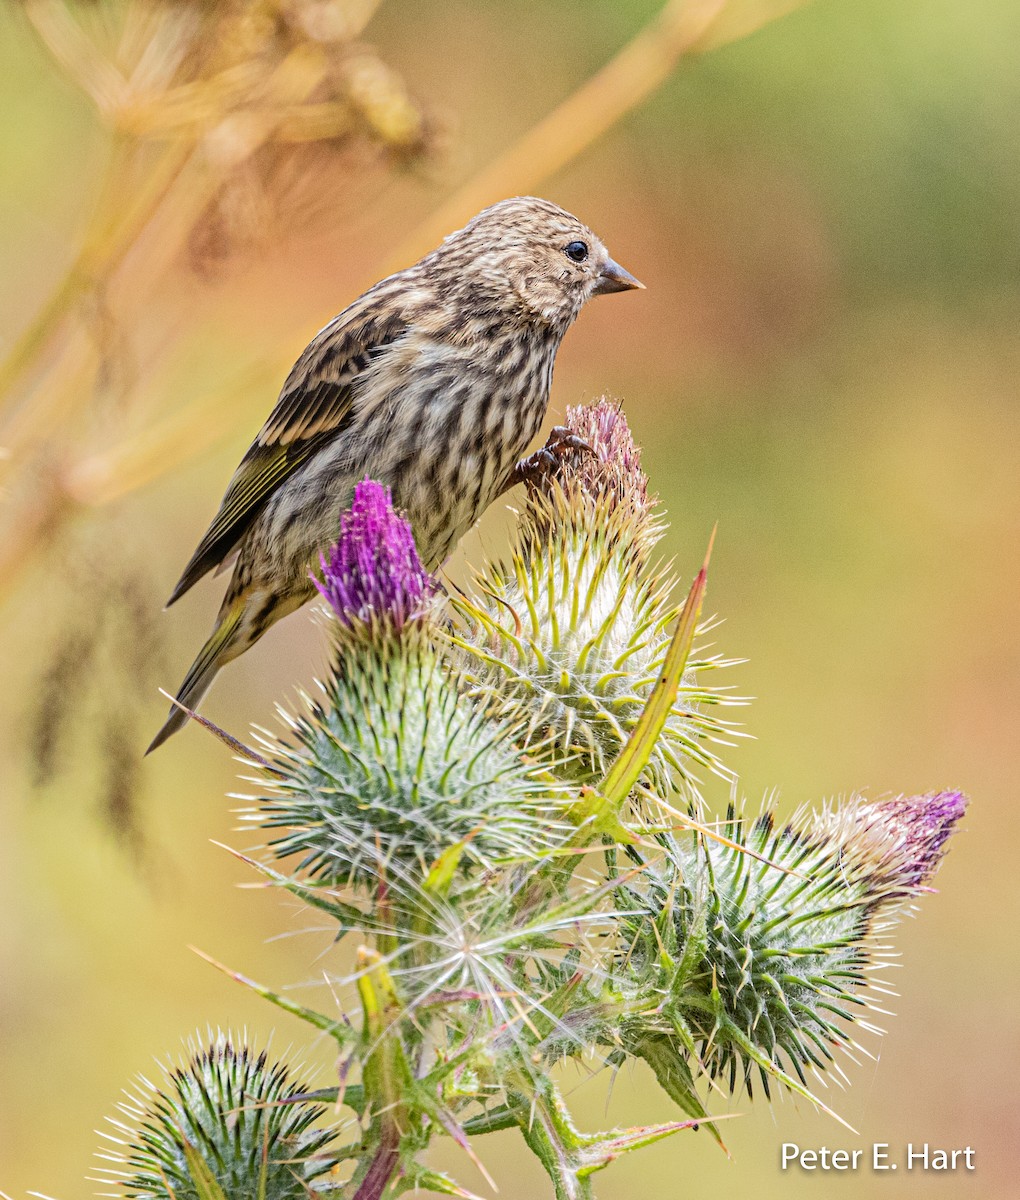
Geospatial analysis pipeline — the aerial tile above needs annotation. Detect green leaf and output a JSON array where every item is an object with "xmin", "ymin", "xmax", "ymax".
[
  {"xmin": 568, "ymin": 785, "xmax": 638, "ymax": 843},
  {"xmin": 508, "ymin": 1074, "xmax": 716, "ymax": 1199},
  {"xmin": 274, "ymin": 1083, "xmax": 367, "ymax": 1116},
  {"xmin": 574, "ymin": 1118, "xmax": 711, "ymax": 1178},
  {"xmin": 626, "ymin": 1029, "xmax": 728, "ymax": 1150},
  {"xmin": 460, "ymin": 1104, "xmax": 521, "ymax": 1137},
  {"xmin": 180, "ymin": 1141, "xmax": 229, "ymax": 1200},
  {"xmin": 189, "ymin": 945, "xmax": 355, "ymax": 1046},
  {"xmin": 600, "ymin": 530, "xmax": 714, "ymax": 806},
  {"xmin": 423, "ymin": 838, "xmax": 468, "ymax": 895},
  {"xmin": 214, "ymin": 841, "xmax": 369, "ymax": 928},
  {"xmin": 394, "ymin": 1165, "xmax": 486, "ymax": 1199}
]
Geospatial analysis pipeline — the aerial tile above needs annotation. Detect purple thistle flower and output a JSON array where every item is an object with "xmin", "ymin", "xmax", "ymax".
[
  {"xmin": 565, "ymin": 397, "xmax": 649, "ymax": 513},
  {"xmin": 813, "ymin": 789, "xmax": 968, "ymax": 893},
  {"xmin": 868, "ymin": 789, "xmax": 969, "ymax": 888},
  {"xmin": 313, "ymin": 479, "xmax": 436, "ymax": 630}
]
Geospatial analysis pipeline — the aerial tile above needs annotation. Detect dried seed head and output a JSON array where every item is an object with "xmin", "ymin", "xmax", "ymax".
[{"xmin": 27, "ymin": 2, "xmax": 437, "ymax": 273}]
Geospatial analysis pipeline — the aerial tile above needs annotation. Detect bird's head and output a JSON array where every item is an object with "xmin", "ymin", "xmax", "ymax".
[{"xmin": 430, "ymin": 196, "xmax": 644, "ymax": 331}]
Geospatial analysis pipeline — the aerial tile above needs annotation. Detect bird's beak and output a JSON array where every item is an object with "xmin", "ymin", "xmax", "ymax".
[{"xmin": 593, "ymin": 257, "xmax": 645, "ymax": 295}]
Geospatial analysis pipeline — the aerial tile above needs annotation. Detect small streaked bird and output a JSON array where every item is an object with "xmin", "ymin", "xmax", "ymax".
[{"xmin": 148, "ymin": 196, "xmax": 643, "ymax": 751}]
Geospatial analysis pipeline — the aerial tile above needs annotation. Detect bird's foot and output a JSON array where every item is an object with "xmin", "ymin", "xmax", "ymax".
[{"xmin": 504, "ymin": 426, "xmax": 593, "ymax": 493}]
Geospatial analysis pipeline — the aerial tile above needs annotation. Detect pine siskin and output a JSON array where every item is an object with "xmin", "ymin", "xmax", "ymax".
[{"xmin": 148, "ymin": 196, "xmax": 643, "ymax": 750}]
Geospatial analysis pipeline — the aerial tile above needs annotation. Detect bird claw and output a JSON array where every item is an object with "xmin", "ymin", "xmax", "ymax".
[{"xmin": 505, "ymin": 426, "xmax": 593, "ymax": 492}]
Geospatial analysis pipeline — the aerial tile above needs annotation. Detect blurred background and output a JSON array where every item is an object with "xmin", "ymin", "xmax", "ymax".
[{"xmin": 1, "ymin": 0, "xmax": 1017, "ymax": 1196}]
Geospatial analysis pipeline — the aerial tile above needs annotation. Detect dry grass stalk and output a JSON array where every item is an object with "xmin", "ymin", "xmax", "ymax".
[{"xmin": 0, "ymin": 0, "xmax": 809, "ymax": 606}]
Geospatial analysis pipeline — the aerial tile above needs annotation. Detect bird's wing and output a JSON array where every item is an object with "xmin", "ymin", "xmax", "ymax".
[{"xmin": 166, "ymin": 299, "xmax": 408, "ymax": 607}]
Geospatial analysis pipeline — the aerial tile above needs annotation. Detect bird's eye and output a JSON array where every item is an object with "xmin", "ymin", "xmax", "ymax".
[{"xmin": 564, "ymin": 240, "xmax": 589, "ymax": 263}]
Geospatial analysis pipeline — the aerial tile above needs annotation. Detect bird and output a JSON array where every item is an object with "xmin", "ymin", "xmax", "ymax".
[{"xmin": 148, "ymin": 195, "xmax": 643, "ymax": 751}]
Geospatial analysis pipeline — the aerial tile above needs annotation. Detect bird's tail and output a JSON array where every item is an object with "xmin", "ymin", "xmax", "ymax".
[{"xmin": 146, "ymin": 600, "xmax": 246, "ymax": 754}]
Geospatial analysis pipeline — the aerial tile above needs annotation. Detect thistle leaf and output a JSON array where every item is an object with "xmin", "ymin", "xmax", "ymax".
[
  {"xmin": 394, "ymin": 1166, "xmax": 487, "ymax": 1199},
  {"xmin": 625, "ymin": 1030, "xmax": 728, "ymax": 1150},
  {"xmin": 601, "ymin": 530, "xmax": 713, "ymax": 807},
  {"xmin": 179, "ymin": 1144, "xmax": 229, "ymax": 1200},
  {"xmin": 213, "ymin": 841, "xmax": 368, "ymax": 929},
  {"xmin": 423, "ymin": 838, "xmax": 469, "ymax": 895},
  {"xmin": 189, "ymin": 945, "xmax": 355, "ymax": 1046},
  {"xmin": 574, "ymin": 1117, "xmax": 715, "ymax": 1178}
]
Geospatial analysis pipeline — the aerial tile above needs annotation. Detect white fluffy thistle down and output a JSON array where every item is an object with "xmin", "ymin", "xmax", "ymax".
[
  {"xmin": 449, "ymin": 400, "xmax": 744, "ymax": 800},
  {"xmin": 96, "ymin": 407, "xmax": 967, "ymax": 1200}
]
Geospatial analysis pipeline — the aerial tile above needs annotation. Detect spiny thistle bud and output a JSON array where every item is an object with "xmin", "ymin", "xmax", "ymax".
[
  {"xmin": 450, "ymin": 399, "xmax": 741, "ymax": 798},
  {"xmin": 249, "ymin": 663, "xmax": 565, "ymax": 891},
  {"xmin": 313, "ymin": 478, "xmax": 436, "ymax": 634},
  {"xmin": 246, "ymin": 483, "xmax": 567, "ymax": 893},
  {"xmin": 95, "ymin": 1033, "xmax": 337, "ymax": 1199},
  {"xmin": 615, "ymin": 790, "xmax": 967, "ymax": 1118}
]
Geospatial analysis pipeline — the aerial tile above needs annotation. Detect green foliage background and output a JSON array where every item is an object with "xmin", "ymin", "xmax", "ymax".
[{"xmin": 1, "ymin": 1, "xmax": 1016, "ymax": 1196}]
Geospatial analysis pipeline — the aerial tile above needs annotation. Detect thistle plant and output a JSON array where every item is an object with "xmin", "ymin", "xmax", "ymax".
[
  {"xmin": 7, "ymin": 0, "xmax": 818, "ymax": 842},
  {"xmin": 96, "ymin": 400, "xmax": 967, "ymax": 1199}
]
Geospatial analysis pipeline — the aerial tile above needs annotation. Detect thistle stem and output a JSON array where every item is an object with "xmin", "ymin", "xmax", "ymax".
[{"xmin": 352, "ymin": 1124, "xmax": 401, "ymax": 1200}]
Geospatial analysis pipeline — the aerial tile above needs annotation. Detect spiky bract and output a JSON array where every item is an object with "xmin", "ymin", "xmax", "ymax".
[
  {"xmin": 653, "ymin": 814, "xmax": 872, "ymax": 1097},
  {"xmin": 451, "ymin": 399, "xmax": 740, "ymax": 798},
  {"xmin": 96, "ymin": 1033, "xmax": 336, "ymax": 1199},
  {"xmin": 249, "ymin": 641, "xmax": 566, "ymax": 892}
]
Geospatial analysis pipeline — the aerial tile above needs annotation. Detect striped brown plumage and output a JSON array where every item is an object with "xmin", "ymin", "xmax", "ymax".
[{"xmin": 149, "ymin": 196, "xmax": 643, "ymax": 751}]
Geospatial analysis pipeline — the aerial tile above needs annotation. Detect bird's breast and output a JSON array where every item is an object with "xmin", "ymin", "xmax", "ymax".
[
  {"xmin": 249, "ymin": 329, "xmax": 560, "ymax": 579},
  {"xmin": 388, "ymin": 336, "xmax": 555, "ymax": 564}
]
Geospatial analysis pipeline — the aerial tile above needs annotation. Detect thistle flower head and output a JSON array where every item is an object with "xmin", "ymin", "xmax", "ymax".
[
  {"xmin": 247, "ymin": 645, "xmax": 567, "ymax": 894},
  {"xmin": 544, "ymin": 399, "xmax": 653, "ymax": 533},
  {"xmin": 451, "ymin": 399, "xmax": 741, "ymax": 797},
  {"xmin": 314, "ymin": 479, "xmax": 436, "ymax": 632},
  {"xmin": 811, "ymin": 789, "xmax": 968, "ymax": 895},
  {"xmin": 615, "ymin": 790, "xmax": 966, "ymax": 1121},
  {"xmin": 95, "ymin": 1032, "xmax": 336, "ymax": 1198},
  {"xmin": 658, "ymin": 811, "xmax": 874, "ymax": 1098}
]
